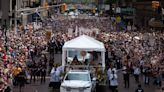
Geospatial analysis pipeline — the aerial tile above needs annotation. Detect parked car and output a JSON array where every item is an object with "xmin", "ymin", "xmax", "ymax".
[{"xmin": 60, "ymin": 70, "xmax": 96, "ymax": 92}]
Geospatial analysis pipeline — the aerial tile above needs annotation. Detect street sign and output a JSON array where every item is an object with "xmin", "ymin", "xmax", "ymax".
[{"xmin": 120, "ymin": 7, "xmax": 135, "ymax": 15}]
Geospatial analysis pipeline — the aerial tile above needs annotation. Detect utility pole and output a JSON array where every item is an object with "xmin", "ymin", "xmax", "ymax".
[
  {"xmin": 14, "ymin": 0, "xmax": 20, "ymax": 33},
  {"xmin": 9, "ymin": 0, "xmax": 12, "ymax": 28},
  {"xmin": 14, "ymin": 5, "xmax": 17, "ymax": 33}
]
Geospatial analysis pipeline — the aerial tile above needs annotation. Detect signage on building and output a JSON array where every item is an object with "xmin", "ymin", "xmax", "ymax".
[
  {"xmin": 123, "ymin": 16, "xmax": 133, "ymax": 19},
  {"xmin": 120, "ymin": 7, "xmax": 135, "ymax": 15}
]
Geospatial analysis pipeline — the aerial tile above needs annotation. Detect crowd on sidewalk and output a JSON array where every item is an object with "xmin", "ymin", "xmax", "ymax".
[{"xmin": 0, "ymin": 24, "xmax": 48, "ymax": 92}]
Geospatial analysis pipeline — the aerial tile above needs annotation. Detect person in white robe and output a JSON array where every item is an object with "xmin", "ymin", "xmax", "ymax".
[
  {"xmin": 110, "ymin": 70, "xmax": 118, "ymax": 92},
  {"xmin": 49, "ymin": 65, "xmax": 63, "ymax": 89}
]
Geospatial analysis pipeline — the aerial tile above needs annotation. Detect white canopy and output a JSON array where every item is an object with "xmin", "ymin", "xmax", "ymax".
[
  {"xmin": 63, "ymin": 35, "xmax": 105, "ymax": 51},
  {"xmin": 62, "ymin": 35, "xmax": 106, "ymax": 70}
]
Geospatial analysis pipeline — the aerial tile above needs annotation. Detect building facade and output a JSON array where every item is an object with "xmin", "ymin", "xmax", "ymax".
[
  {"xmin": 0, "ymin": 0, "xmax": 10, "ymax": 27},
  {"xmin": 0, "ymin": 0, "xmax": 45, "ymax": 27},
  {"xmin": 133, "ymin": 1, "xmax": 163, "ymax": 27}
]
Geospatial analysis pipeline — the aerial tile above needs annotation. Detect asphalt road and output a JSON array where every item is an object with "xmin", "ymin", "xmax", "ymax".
[{"xmin": 13, "ymin": 53, "xmax": 161, "ymax": 92}]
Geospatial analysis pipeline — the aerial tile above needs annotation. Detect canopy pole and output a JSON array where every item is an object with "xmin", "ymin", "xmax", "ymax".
[
  {"xmin": 101, "ymin": 51, "xmax": 105, "ymax": 71},
  {"xmin": 62, "ymin": 48, "xmax": 66, "ymax": 67}
]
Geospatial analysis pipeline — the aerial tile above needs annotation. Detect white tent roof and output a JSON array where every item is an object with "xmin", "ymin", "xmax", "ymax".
[{"xmin": 63, "ymin": 35, "xmax": 105, "ymax": 51}]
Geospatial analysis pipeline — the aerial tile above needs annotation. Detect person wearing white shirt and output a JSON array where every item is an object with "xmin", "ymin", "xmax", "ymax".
[
  {"xmin": 107, "ymin": 67, "xmax": 112, "ymax": 89},
  {"xmin": 139, "ymin": 58, "xmax": 145, "ymax": 74},
  {"xmin": 127, "ymin": 22, "xmax": 132, "ymax": 31},
  {"xmin": 112, "ymin": 67, "xmax": 117, "ymax": 74},
  {"xmin": 108, "ymin": 66, "xmax": 117, "ymax": 89},
  {"xmin": 110, "ymin": 71, "xmax": 118, "ymax": 92},
  {"xmin": 49, "ymin": 65, "xmax": 62, "ymax": 89},
  {"xmin": 134, "ymin": 66, "xmax": 141, "ymax": 83}
]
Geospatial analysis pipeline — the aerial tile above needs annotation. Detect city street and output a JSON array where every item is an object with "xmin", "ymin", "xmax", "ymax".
[
  {"xmin": 12, "ymin": 53, "xmax": 160, "ymax": 92},
  {"xmin": 0, "ymin": 1, "xmax": 164, "ymax": 92}
]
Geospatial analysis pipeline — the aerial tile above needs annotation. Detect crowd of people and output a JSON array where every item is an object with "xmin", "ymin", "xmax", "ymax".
[
  {"xmin": 46, "ymin": 15, "xmax": 164, "ymax": 69},
  {"xmin": 0, "ymin": 14, "xmax": 164, "ymax": 92},
  {"xmin": 105, "ymin": 32, "xmax": 164, "ymax": 91},
  {"xmin": 44, "ymin": 15, "xmax": 133, "ymax": 33},
  {"xmin": 0, "ymin": 23, "xmax": 48, "ymax": 92},
  {"xmin": 46, "ymin": 15, "xmax": 164, "ymax": 91}
]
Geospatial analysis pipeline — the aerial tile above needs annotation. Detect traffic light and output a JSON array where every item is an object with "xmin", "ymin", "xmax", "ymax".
[
  {"xmin": 32, "ymin": 0, "xmax": 40, "ymax": 7},
  {"xmin": 43, "ymin": 1, "xmax": 49, "ymax": 10},
  {"xmin": 61, "ymin": 3, "xmax": 67, "ymax": 13},
  {"xmin": 152, "ymin": 1, "xmax": 160, "ymax": 9},
  {"xmin": 92, "ymin": 8, "xmax": 96, "ymax": 14}
]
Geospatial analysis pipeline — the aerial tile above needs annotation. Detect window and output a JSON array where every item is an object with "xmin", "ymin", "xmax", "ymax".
[{"xmin": 65, "ymin": 73, "xmax": 90, "ymax": 81}]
